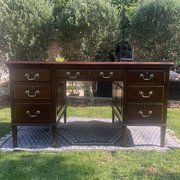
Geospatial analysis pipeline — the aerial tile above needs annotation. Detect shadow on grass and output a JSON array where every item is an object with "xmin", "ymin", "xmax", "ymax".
[
  {"xmin": 0, "ymin": 151, "xmax": 179, "ymax": 179},
  {"xmin": 0, "ymin": 122, "xmax": 11, "ymax": 138},
  {"xmin": 0, "ymin": 152, "xmax": 103, "ymax": 179}
]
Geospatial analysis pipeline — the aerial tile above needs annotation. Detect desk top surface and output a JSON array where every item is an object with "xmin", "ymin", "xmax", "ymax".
[{"xmin": 6, "ymin": 61, "xmax": 174, "ymax": 69}]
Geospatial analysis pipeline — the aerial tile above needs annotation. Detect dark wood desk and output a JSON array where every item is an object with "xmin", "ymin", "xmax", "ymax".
[{"xmin": 6, "ymin": 61, "xmax": 173, "ymax": 147}]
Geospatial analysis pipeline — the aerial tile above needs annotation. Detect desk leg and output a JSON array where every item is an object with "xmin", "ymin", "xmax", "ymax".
[
  {"xmin": 64, "ymin": 107, "xmax": 67, "ymax": 123},
  {"xmin": 12, "ymin": 125, "xmax": 17, "ymax": 147},
  {"xmin": 160, "ymin": 125, "xmax": 166, "ymax": 147},
  {"xmin": 121, "ymin": 125, "xmax": 126, "ymax": 147},
  {"xmin": 112, "ymin": 108, "xmax": 115, "ymax": 124},
  {"xmin": 52, "ymin": 126, "xmax": 57, "ymax": 147}
]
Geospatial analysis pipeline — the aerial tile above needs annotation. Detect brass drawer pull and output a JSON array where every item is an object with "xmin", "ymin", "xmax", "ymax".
[
  {"xmin": 25, "ymin": 73, "xmax": 39, "ymax": 81},
  {"xmin": 140, "ymin": 73, "xmax": 154, "ymax": 81},
  {"xmin": 100, "ymin": 72, "xmax": 113, "ymax": 79},
  {"xmin": 139, "ymin": 91, "xmax": 153, "ymax": 98},
  {"xmin": 25, "ymin": 90, "xmax": 40, "ymax": 98},
  {"xmin": 26, "ymin": 110, "xmax": 40, "ymax": 118},
  {"xmin": 138, "ymin": 110, "xmax": 152, "ymax": 118},
  {"xmin": 66, "ymin": 72, "xmax": 80, "ymax": 79}
]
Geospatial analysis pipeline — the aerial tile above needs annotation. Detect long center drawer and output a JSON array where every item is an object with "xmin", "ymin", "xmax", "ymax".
[{"xmin": 56, "ymin": 70, "xmax": 123, "ymax": 80}]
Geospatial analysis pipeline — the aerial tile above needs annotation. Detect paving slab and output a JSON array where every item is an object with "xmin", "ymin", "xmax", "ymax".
[{"xmin": 0, "ymin": 117, "xmax": 179, "ymax": 151}]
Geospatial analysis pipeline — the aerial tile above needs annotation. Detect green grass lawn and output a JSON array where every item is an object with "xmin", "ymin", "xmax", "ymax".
[
  {"xmin": 67, "ymin": 106, "xmax": 112, "ymax": 118},
  {"xmin": 167, "ymin": 108, "xmax": 180, "ymax": 139},
  {"xmin": 0, "ymin": 106, "xmax": 11, "ymax": 138},
  {"xmin": 0, "ymin": 150, "xmax": 179, "ymax": 179},
  {"xmin": 0, "ymin": 106, "xmax": 180, "ymax": 179}
]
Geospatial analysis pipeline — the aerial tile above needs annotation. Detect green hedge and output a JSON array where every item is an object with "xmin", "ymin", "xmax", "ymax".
[{"xmin": 0, "ymin": 0, "xmax": 53, "ymax": 60}]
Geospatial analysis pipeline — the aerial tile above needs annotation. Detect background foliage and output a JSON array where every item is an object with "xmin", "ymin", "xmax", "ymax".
[
  {"xmin": 130, "ymin": 0, "xmax": 180, "ymax": 64},
  {"xmin": 56, "ymin": 0, "xmax": 119, "ymax": 61},
  {"xmin": 111, "ymin": 0, "xmax": 138, "ymax": 41},
  {"xmin": 0, "ymin": 0, "xmax": 53, "ymax": 60},
  {"xmin": 0, "ymin": 0, "xmax": 179, "ymax": 64}
]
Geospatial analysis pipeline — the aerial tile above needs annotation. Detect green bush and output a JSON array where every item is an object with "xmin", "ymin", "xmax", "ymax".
[
  {"xmin": 131, "ymin": 0, "xmax": 180, "ymax": 63},
  {"xmin": 0, "ymin": 0, "xmax": 53, "ymax": 60},
  {"xmin": 56, "ymin": 0, "xmax": 120, "ymax": 61}
]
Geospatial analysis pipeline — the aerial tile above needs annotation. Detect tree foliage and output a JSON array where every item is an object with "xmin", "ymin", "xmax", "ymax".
[
  {"xmin": 111, "ymin": 0, "xmax": 139, "ymax": 41},
  {"xmin": 131, "ymin": 0, "xmax": 180, "ymax": 63},
  {"xmin": 56, "ymin": 0, "xmax": 120, "ymax": 61},
  {"xmin": 0, "ymin": 0, "xmax": 53, "ymax": 60}
]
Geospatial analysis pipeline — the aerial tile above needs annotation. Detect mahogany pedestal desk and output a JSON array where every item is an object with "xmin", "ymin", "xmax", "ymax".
[{"xmin": 6, "ymin": 61, "xmax": 173, "ymax": 147}]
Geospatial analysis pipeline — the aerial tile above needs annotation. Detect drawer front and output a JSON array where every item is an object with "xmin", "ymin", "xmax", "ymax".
[
  {"xmin": 127, "ymin": 70, "xmax": 165, "ymax": 84},
  {"xmin": 125, "ymin": 104, "xmax": 164, "ymax": 124},
  {"xmin": 56, "ymin": 70, "xmax": 90, "ymax": 80},
  {"xmin": 14, "ymin": 104, "xmax": 52, "ymax": 123},
  {"xmin": 13, "ymin": 85, "xmax": 51, "ymax": 100},
  {"xmin": 127, "ymin": 86, "xmax": 164, "ymax": 102},
  {"xmin": 13, "ymin": 69, "xmax": 51, "ymax": 82},
  {"xmin": 91, "ymin": 70, "xmax": 123, "ymax": 80}
]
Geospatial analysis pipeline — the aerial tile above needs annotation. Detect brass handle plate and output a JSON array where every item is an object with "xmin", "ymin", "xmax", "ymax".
[
  {"xmin": 25, "ymin": 73, "xmax": 39, "ymax": 81},
  {"xmin": 25, "ymin": 90, "xmax": 40, "ymax": 98},
  {"xmin": 26, "ymin": 110, "xmax": 40, "ymax": 118},
  {"xmin": 100, "ymin": 72, "xmax": 113, "ymax": 79},
  {"xmin": 66, "ymin": 72, "xmax": 80, "ymax": 79},
  {"xmin": 139, "ymin": 91, "xmax": 153, "ymax": 98},
  {"xmin": 138, "ymin": 110, "xmax": 152, "ymax": 118},
  {"xmin": 140, "ymin": 73, "xmax": 154, "ymax": 81}
]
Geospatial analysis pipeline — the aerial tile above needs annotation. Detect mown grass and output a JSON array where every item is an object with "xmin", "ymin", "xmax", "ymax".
[
  {"xmin": 0, "ymin": 150, "xmax": 179, "ymax": 179},
  {"xmin": 67, "ymin": 106, "xmax": 112, "ymax": 118},
  {"xmin": 0, "ymin": 106, "xmax": 179, "ymax": 179},
  {"xmin": 0, "ymin": 106, "xmax": 11, "ymax": 138},
  {"xmin": 167, "ymin": 108, "xmax": 180, "ymax": 139}
]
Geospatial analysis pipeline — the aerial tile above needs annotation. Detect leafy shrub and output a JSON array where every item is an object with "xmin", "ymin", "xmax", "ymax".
[
  {"xmin": 0, "ymin": 0, "xmax": 53, "ymax": 60},
  {"xmin": 56, "ymin": 0, "xmax": 120, "ymax": 61},
  {"xmin": 131, "ymin": 0, "xmax": 180, "ymax": 63}
]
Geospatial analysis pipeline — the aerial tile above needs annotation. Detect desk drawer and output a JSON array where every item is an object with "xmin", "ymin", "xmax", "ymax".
[
  {"xmin": 125, "ymin": 104, "xmax": 164, "ymax": 124},
  {"xmin": 127, "ymin": 70, "xmax": 165, "ymax": 84},
  {"xmin": 91, "ymin": 70, "xmax": 123, "ymax": 80},
  {"xmin": 13, "ymin": 69, "xmax": 51, "ymax": 82},
  {"xmin": 56, "ymin": 70, "xmax": 90, "ymax": 80},
  {"xmin": 127, "ymin": 86, "xmax": 164, "ymax": 102},
  {"xmin": 13, "ymin": 85, "xmax": 51, "ymax": 100},
  {"xmin": 14, "ymin": 104, "xmax": 52, "ymax": 123}
]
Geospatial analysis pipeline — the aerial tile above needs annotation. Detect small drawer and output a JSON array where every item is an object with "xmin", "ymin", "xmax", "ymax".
[
  {"xmin": 125, "ymin": 104, "xmax": 164, "ymax": 124},
  {"xmin": 56, "ymin": 70, "xmax": 90, "ymax": 80},
  {"xmin": 13, "ymin": 85, "xmax": 51, "ymax": 100},
  {"xmin": 127, "ymin": 86, "xmax": 164, "ymax": 102},
  {"xmin": 127, "ymin": 70, "xmax": 165, "ymax": 84},
  {"xmin": 13, "ymin": 69, "xmax": 51, "ymax": 82},
  {"xmin": 91, "ymin": 70, "xmax": 123, "ymax": 80},
  {"xmin": 14, "ymin": 104, "xmax": 52, "ymax": 123}
]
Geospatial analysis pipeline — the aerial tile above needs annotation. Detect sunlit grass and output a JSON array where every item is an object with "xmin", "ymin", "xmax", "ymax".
[
  {"xmin": 167, "ymin": 108, "xmax": 180, "ymax": 139},
  {"xmin": 67, "ymin": 106, "xmax": 112, "ymax": 119},
  {"xmin": 0, "ymin": 150, "xmax": 179, "ymax": 179},
  {"xmin": 0, "ymin": 107, "xmax": 11, "ymax": 138}
]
